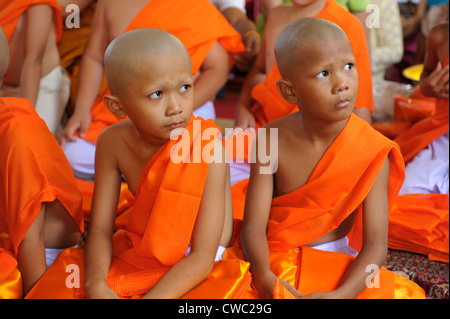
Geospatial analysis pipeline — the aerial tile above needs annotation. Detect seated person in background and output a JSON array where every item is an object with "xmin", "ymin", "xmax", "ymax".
[
  {"xmin": 0, "ymin": 27, "xmax": 84, "ymax": 298},
  {"xmin": 25, "ymin": 28, "xmax": 250, "ymax": 300},
  {"xmin": 396, "ymin": 22, "xmax": 448, "ymax": 195},
  {"xmin": 0, "ymin": 0, "xmax": 70, "ymax": 136},
  {"xmin": 227, "ymin": 17, "xmax": 424, "ymax": 299},
  {"xmin": 59, "ymin": 0, "xmax": 244, "ymax": 181},
  {"xmin": 387, "ymin": 23, "xmax": 448, "ymax": 264},
  {"xmin": 211, "ymin": 0, "xmax": 260, "ymax": 73}
]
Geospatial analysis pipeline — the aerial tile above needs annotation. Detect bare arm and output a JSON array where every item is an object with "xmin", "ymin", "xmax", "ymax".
[
  {"xmin": 193, "ymin": 42, "xmax": 229, "ymax": 110},
  {"xmin": 21, "ymin": 5, "xmax": 53, "ymax": 106},
  {"xmin": 240, "ymin": 131, "xmax": 301, "ymax": 299},
  {"xmin": 142, "ymin": 140, "xmax": 227, "ymax": 298},
  {"xmin": 59, "ymin": 0, "xmax": 109, "ymax": 146},
  {"xmin": 221, "ymin": 7, "xmax": 260, "ymax": 73},
  {"xmin": 84, "ymin": 129, "xmax": 122, "ymax": 299},
  {"xmin": 234, "ymin": 31, "xmax": 268, "ymax": 129}
]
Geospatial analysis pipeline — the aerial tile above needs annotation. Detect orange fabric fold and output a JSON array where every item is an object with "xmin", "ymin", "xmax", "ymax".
[
  {"xmin": 389, "ymin": 193, "xmax": 449, "ymax": 263},
  {"xmin": 251, "ymin": 0, "xmax": 374, "ymax": 128},
  {"xmin": 394, "ymin": 57, "xmax": 449, "ymax": 164},
  {"xmin": 0, "ymin": 0, "xmax": 62, "ymax": 42},
  {"xmin": 0, "ymin": 248, "xmax": 23, "ymax": 299},
  {"xmin": 83, "ymin": 0, "xmax": 244, "ymax": 143},
  {"xmin": 0, "ymin": 97, "xmax": 84, "ymax": 298},
  {"xmin": 27, "ymin": 117, "xmax": 251, "ymax": 299}
]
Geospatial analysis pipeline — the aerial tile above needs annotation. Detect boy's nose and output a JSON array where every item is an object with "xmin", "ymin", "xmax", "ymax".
[{"xmin": 166, "ymin": 97, "xmax": 182, "ymax": 115}]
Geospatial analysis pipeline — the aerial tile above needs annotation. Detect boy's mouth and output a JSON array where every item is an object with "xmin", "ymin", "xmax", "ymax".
[
  {"xmin": 166, "ymin": 120, "xmax": 184, "ymax": 129},
  {"xmin": 334, "ymin": 99, "xmax": 350, "ymax": 110}
]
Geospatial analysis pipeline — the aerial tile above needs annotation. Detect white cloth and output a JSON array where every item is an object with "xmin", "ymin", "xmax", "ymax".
[
  {"xmin": 229, "ymin": 162, "xmax": 251, "ymax": 186},
  {"xmin": 399, "ymin": 131, "xmax": 449, "ymax": 195},
  {"xmin": 310, "ymin": 236, "xmax": 358, "ymax": 257},
  {"xmin": 210, "ymin": 0, "xmax": 246, "ymax": 12},
  {"xmin": 185, "ymin": 245, "xmax": 227, "ymax": 261},
  {"xmin": 45, "ymin": 248, "xmax": 65, "ymax": 268},
  {"xmin": 0, "ymin": 65, "xmax": 70, "ymax": 136},
  {"xmin": 64, "ymin": 100, "xmax": 216, "ymax": 180},
  {"xmin": 35, "ymin": 66, "xmax": 70, "ymax": 137}
]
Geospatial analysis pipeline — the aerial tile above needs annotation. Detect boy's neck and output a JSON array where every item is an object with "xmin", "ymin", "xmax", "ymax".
[{"xmin": 299, "ymin": 113, "xmax": 350, "ymax": 144}]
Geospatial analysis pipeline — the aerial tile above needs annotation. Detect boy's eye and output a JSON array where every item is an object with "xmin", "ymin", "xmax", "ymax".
[
  {"xmin": 149, "ymin": 91, "xmax": 162, "ymax": 99},
  {"xmin": 344, "ymin": 63, "xmax": 354, "ymax": 71},
  {"xmin": 315, "ymin": 70, "xmax": 328, "ymax": 79},
  {"xmin": 180, "ymin": 84, "xmax": 191, "ymax": 93}
]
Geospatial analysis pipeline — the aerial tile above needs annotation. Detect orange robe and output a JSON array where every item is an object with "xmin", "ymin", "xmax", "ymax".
[
  {"xmin": 0, "ymin": 0, "xmax": 62, "ymax": 42},
  {"xmin": 26, "ymin": 117, "xmax": 251, "ymax": 299},
  {"xmin": 0, "ymin": 97, "xmax": 84, "ymax": 299},
  {"xmin": 387, "ymin": 57, "xmax": 449, "ymax": 263},
  {"xmin": 83, "ymin": 0, "xmax": 244, "ymax": 144},
  {"xmin": 394, "ymin": 57, "xmax": 449, "ymax": 164},
  {"xmin": 224, "ymin": 114, "xmax": 425, "ymax": 298}
]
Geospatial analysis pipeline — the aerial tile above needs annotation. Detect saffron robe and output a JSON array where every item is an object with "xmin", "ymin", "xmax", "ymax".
[
  {"xmin": 26, "ymin": 117, "xmax": 251, "ymax": 299},
  {"xmin": 387, "ymin": 57, "xmax": 449, "ymax": 263},
  {"xmin": 83, "ymin": 0, "xmax": 244, "ymax": 143},
  {"xmin": 0, "ymin": 0, "xmax": 62, "ymax": 42},
  {"xmin": 394, "ymin": 57, "xmax": 449, "ymax": 164},
  {"xmin": 0, "ymin": 97, "xmax": 84, "ymax": 299},
  {"xmin": 224, "ymin": 114, "xmax": 425, "ymax": 298}
]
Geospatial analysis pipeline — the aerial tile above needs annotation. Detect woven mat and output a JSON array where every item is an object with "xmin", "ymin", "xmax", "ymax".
[{"xmin": 385, "ymin": 249, "xmax": 449, "ymax": 299}]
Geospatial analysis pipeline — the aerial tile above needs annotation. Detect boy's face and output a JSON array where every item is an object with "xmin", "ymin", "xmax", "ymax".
[
  {"xmin": 120, "ymin": 50, "xmax": 194, "ymax": 142},
  {"xmin": 290, "ymin": 35, "xmax": 358, "ymax": 122}
]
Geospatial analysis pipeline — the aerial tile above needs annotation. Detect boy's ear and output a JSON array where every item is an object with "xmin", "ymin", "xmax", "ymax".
[
  {"xmin": 276, "ymin": 79, "xmax": 297, "ymax": 104},
  {"xmin": 103, "ymin": 94, "xmax": 127, "ymax": 119}
]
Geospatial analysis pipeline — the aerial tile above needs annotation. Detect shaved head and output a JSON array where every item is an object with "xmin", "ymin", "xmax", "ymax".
[
  {"xmin": 275, "ymin": 17, "xmax": 350, "ymax": 79},
  {"xmin": 104, "ymin": 28, "xmax": 192, "ymax": 97},
  {"xmin": 0, "ymin": 27, "xmax": 10, "ymax": 84}
]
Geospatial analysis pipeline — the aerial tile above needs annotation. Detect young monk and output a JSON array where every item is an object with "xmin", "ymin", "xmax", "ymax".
[
  {"xmin": 227, "ymin": 0, "xmax": 375, "ymax": 218},
  {"xmin": 59, "ymin": 0, "xmax": 244, "ymax": 181},
  {"xmin": 0, "ymin": 0, "xmax": 70, "ymax": 136},
  {"xmin": 234, "ymin": 0, "xmax": 373, "ymax": 131},
  {"xmin": 225, "ymin": 17, "xmax": 425, "ymax": 299},
  {"xmin": 388, "ymin": 23, "xmax": 449, "ymax": 263},
  {"xmin": 0, "ymin": 27, "xmax": 84, "ymax": 298},
  {"xmin": 25, "ymin": 28, "xmax": 251, "ymax": 299}
]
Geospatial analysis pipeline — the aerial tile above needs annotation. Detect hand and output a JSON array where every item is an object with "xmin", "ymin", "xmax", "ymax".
[
  {"xmin": 420, "ymin": 62, "xmax": 449, "ymax": 99},
  {"xmin": 252, "ymin": 269, "xmax": 278, "ymax": 299},
  {"xmin": 234, "ymin": 31, "xmax": 260, "ymax": 73},
  {"xmin": 85, "ymin": 280, "xmax": 120, "ymax": 299},
  {"xmin": 278, "ymin": 278, "xmax": 302, "ymax": 299},
  {"xmin": 234, "ymin": 103, "xmax": 256, "ymax": 130},
  {"xmin": 60, "ymin": 109, "xmax": 92, "ymax": 147}
]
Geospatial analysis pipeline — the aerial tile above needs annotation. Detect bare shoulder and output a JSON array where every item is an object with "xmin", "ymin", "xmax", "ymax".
[{"xmin": 96, "ymin": 120, "xmax": 131, "ymax": 157}]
